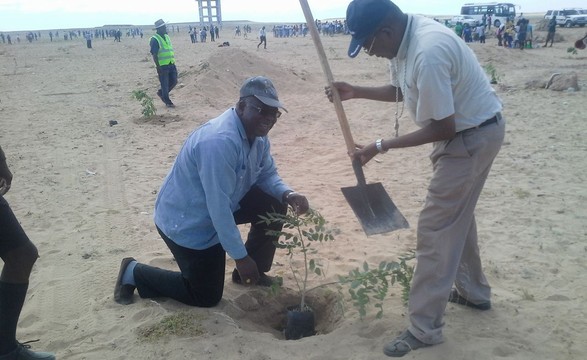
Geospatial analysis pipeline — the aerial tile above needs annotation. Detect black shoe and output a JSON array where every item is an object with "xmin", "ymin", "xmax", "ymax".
[
  {"xmin": 114, "ymin": 257, "xmax": 136, "ymax": 305},
  {"xmin": 448, "ymin": 288, "xmax": 491, "ymax": 310},
  {"xmin": 156, "ymin": 90, "xmax": 163, "ymax": 102},
  {"xmin": 231, "ymin": 269, "xmax": 281, "ymax": 287},
  {"xmin": 383, "ymin": 330, "xmax": 431, "ymax": 357},
  {"xmin": 0, "ymin": 342, "xmax": 55, "ymax": 360},
  {"xmin": 165, "ymin": 102, "xmax": 175, "ymax": 108}
]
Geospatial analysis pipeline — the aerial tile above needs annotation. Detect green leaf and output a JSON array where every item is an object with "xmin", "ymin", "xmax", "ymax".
[{"xmin": 376, "ymin": 309, "xmax": 383, "ymax": 319}]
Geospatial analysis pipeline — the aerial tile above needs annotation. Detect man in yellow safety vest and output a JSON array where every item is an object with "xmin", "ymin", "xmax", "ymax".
[{"xmin": 150, "ymin": 19, "xmax": 177, "ymax": 108}]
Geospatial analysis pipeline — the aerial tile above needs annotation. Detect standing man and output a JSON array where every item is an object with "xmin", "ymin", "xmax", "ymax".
[
  {"xmin": 326, "ymin": 0, "xmax": 505, "ymax": 357},
  {"xmin": 0, "ymin": 145, "xmax": 56, "ymax": 360},
  {"xmin": 114, "ymin": 76, "xmax": 309, "ymax": 307},
  {"xmin": 84, "ymin": 31, "xmax": 92, "ymax": 49},
  {"xmin": 210, "ymin": 25, "xmax": 215, "ymax": 42},
  {"xmin": 476, "ymin": 24, "xmax": 486, "ymax": 43},
  {"xmin": 516, "ymin": 17, "xmax": 527, "ymax": 50},
  {"xmin": 150, "ymin": 19, "xmax": 177, "ymax": 108},
  {"xmin": 544, "ymin": 16, "xmax": 556, "ymax": 47},
  {"xmin": 189, "ymin": 27, "xmax": 196, "ymax": 44},
  {"xmin": 257, "ymin": 26, "xmax": 267, "ymax": 49}
]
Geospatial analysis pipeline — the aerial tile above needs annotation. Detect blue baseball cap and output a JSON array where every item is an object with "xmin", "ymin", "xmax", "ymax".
[{"xmin": 347, "ymin": 0, "xmax": 394, "ymax": 58}]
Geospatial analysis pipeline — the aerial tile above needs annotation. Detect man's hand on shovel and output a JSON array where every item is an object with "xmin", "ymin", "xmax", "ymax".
[
  {"xmin": 324, "ymin": 85, "xmax": 384, "ymax": 166},
  {"xmin": 325, "ymin": 82, "xmax": 356, "ymax": 102},
  {"xmin": 352, "ymin": 142, "xmax": 379, "ymax": 166}
]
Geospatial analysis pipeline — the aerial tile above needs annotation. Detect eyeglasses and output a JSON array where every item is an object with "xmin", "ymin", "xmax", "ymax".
[
  {"xmin": 364, "ymin": 37, "xmax": 376, "ymax": 55},
  {"xmin": 250, "ymin": 104, "xmax": 282, "ymax": 119},
  {"xmin": 363, "ymin": 30, "xmax": 380, "ymax": 55}
]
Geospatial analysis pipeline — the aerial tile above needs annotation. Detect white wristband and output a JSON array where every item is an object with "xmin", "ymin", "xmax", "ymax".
[
  {"xmin": 285, "ymin": 191, "xmax": 298, "ymax": 201},
  {"xmin": 375, "ymin": 139, "xmax": 387, "ymax": 154}
]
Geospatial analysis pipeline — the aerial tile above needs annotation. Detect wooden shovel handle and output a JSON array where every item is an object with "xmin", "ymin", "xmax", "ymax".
[{"xmin": 298, "ymin": 0, "xmax": 356, "ymax": 154}]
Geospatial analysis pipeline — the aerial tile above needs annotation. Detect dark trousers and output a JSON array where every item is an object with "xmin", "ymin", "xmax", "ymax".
[
  {"xmin": 518, "ymin": 32, "xmax": 526, "ymax": 49},
  {"xmin": 158, "ymin": 64, "xmax": 178, "ymax": 105},
  {"xmin": 133, "ymin": 186, "xmax": 287, "ymax": 307},
  {"xmin": 0, "ymin": 196, "xmax": 30, "ymax": 255}
]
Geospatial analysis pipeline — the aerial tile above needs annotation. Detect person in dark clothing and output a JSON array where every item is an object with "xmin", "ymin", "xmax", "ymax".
[
  {"xmin": 0, "ymin": 145, "xmax": 56, "ymax": 360},
  {"xmin": 545, "ymin": 16, "xmax": 556, "ymax": 47},
  {"xmin": 516, "ymin": 18, "xmax": 527, "ymax": 50}
]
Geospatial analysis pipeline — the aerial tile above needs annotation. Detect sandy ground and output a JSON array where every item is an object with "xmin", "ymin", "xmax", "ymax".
[{"xmin": 1, "ymin": 18, "xmax": 586, "ymax": 360}]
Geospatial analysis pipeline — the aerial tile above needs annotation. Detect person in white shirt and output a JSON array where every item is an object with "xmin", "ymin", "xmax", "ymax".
[
  {"xmin": 326, "ymin": 0, "xmax": 505, "ymax": 356},
  {"xmin": 257, "ymin": 26, "xmax": 267, "ymax": 49},
  {"xmin": 476, "ymin": 24, "xmax": 486, "ymax": 43}
]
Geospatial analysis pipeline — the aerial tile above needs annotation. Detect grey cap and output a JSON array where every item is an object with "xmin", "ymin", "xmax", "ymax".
[
  {"xmin": 239, "ymin": 76, "xmax": 287, "ymax": 112},
  {"xmin": 154, "ymin": 19, "xmax": 166, "ymax": 29}
]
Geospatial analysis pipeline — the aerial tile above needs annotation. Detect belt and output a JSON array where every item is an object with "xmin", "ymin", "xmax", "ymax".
[{"xmin": 457, "ymin": 113, "xmax": 500, "ymax": 135}]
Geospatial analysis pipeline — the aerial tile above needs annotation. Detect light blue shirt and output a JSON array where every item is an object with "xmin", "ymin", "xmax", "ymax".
[{"xmin": 154, "ymin": 108, "xmax": 291, "ymax": 260}]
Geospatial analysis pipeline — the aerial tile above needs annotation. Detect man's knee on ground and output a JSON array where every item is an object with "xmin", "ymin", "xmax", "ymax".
[
  {"xmin": 11, "ymin": 241, "xmax": 38, "ymax": 264},
  {"xmin": 2, "ymin": 241, "xmax": 38, "ymax": 277}
]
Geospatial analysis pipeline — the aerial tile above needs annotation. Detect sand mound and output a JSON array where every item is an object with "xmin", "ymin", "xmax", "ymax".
[{"xmin": 175, "ymin": 47, "xmax": 310, "ymax": 111}]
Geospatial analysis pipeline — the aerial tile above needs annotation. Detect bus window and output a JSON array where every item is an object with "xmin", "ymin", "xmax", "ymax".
[{"xmin": 460, "ymin": 3, "xmax": 515, "ymax": 28}]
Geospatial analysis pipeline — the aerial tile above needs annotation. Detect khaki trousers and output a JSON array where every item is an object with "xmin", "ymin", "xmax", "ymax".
[{"xmin": 408, "ymin": 117, "xmax": 505, "ymax": 344}]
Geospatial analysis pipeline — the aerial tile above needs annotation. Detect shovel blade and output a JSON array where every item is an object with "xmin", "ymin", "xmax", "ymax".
[{"xmin": 341, "ymin": 182, "xmax": 409, "ymax": 236}]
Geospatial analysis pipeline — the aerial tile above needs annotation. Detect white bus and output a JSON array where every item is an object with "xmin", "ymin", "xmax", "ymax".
[{"xmin": 460, "ymin": 2, "xmax": 516, "ymax": 27}]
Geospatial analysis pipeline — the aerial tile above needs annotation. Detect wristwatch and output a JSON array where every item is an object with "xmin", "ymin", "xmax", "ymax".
[
  {"xmin": 283, "ymin": 190, "xmax": 296, "ymax": 203},
  {"xmin": 375, "ymin": 139, "xmax": 388, "ymax": 154}
]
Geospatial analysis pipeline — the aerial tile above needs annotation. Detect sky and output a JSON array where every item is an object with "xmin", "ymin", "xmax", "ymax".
[{"xmin": 0, "ymin": 0, "xmax": 583, "ymax": 32}]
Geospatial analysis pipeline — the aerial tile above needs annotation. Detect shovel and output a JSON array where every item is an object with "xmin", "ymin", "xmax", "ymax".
[{"xmin": 298, "ymin": 0, "xmax": 409, "ymax": 235}]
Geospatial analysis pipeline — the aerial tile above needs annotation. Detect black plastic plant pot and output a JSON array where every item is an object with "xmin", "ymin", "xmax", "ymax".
[{"xmin": 284, "ymin": 305, "xmax": 315, "ymax": 340}]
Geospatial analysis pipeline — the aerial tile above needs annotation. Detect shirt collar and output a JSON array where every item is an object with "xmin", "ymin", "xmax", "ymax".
[{"xmin": 396, "ymin": 14, "xmax": 414, "ymax": 61}]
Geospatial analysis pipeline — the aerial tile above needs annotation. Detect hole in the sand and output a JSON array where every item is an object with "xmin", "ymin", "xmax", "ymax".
[{"xmin": 230, "ymin": 286, "xmax": 344, "ymax": 340}]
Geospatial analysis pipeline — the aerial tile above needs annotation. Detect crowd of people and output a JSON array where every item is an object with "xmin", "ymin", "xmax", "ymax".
[
  {"xmin": 494, "ymin": 16, "xmax": 533, "ymax": 49},
  {"xmin": 187, "ymin": 24, "xmax": 220, "ymax": 43},
  {"xmin": 0, "ymin": 16, "xmax": 352, "ymax": 49},
  {"xmin": 449, "ymin": 14, "xmax": 561, "ymax": 50},
  {"xmin": 0, "ymin": 28, "xmax": 145, "ymax": 44},
  {"xmin": 0, "ymin": 10, "xmax": 571, "ymax": 52}
]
